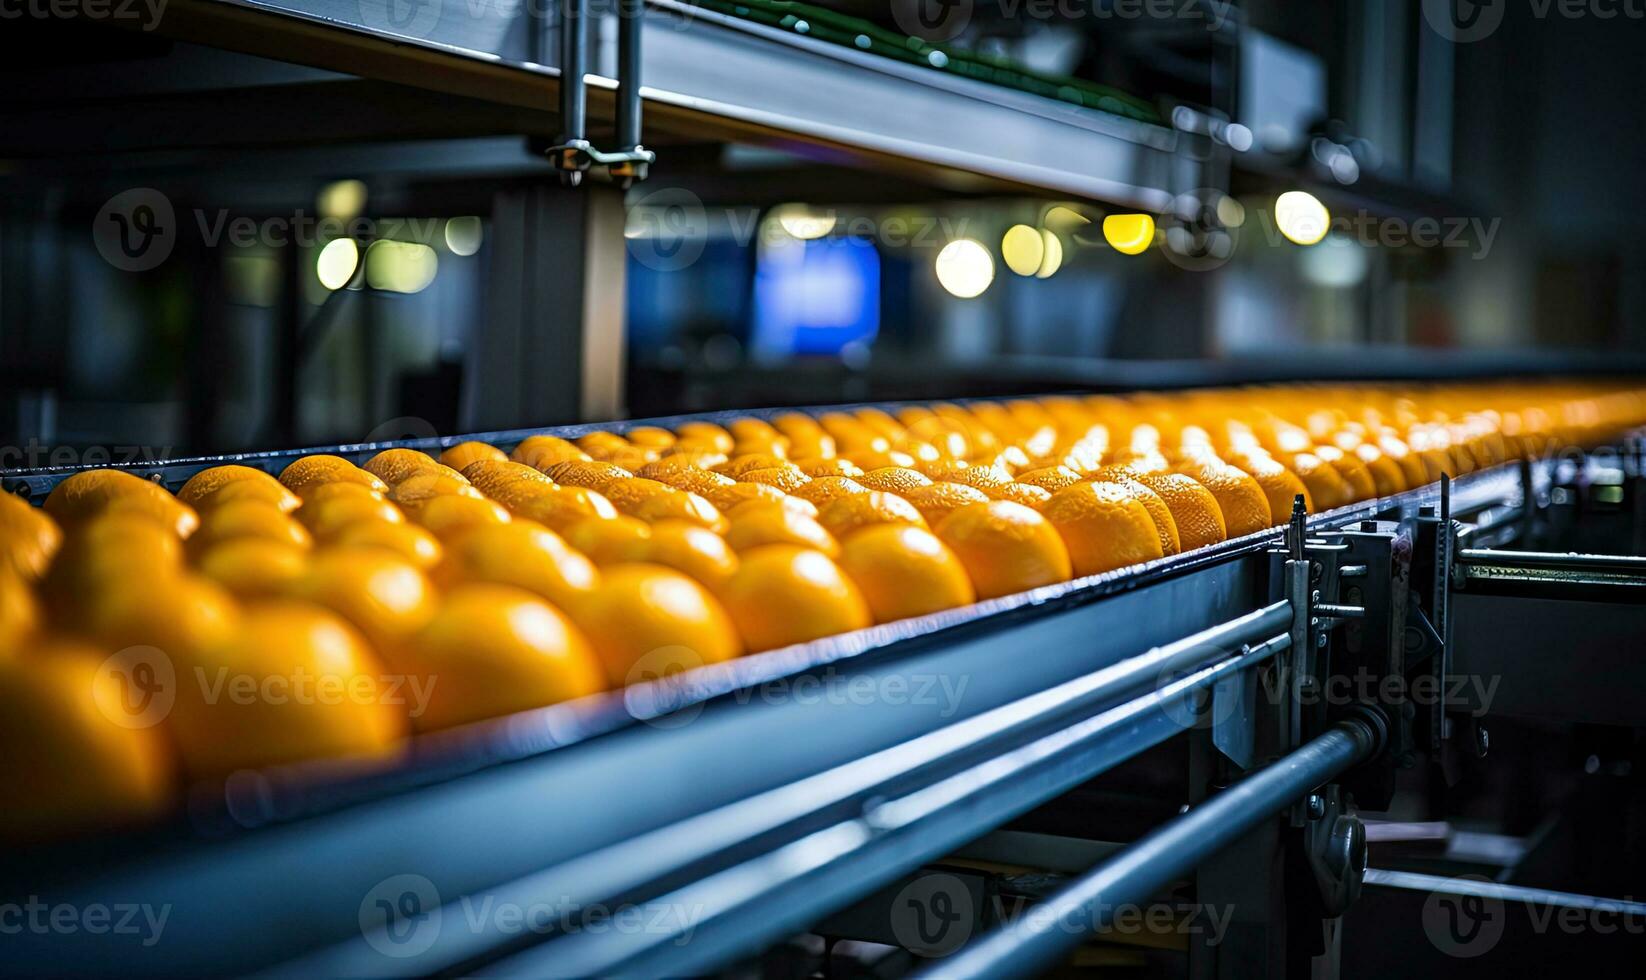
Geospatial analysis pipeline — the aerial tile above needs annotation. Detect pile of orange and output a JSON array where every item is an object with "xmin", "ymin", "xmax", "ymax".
[{"xmin": 1, "ymin": 380, "xmax": 1642, "ymax": 839}]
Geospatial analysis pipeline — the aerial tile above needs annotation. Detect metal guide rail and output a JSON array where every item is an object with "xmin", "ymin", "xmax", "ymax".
[
  {"xmin": 138, "ymin": 0, "xmax": 1186, "ymax": 207},
  {"xmin": 2, "ymin": 410, "xmax": 1633, "ymax": 976}
]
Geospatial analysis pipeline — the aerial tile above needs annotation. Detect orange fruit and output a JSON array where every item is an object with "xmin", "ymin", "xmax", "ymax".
[
  {"xmin": 1314, "ymin": 446, "xmax": 1377, "ymax": 502},
  {"xmin": 725, "ymin": 506, "xmax": 840, "ymax": 557},
  {"xmin": 511, "ymin": 485, "xmax": 620, "ymax": 533},
  {"xmin": 1131, "ymin": 473, "xmax": 1227, "ymax": 551},
  {"xmin": 188, "ymin": 476, "xmax": 302, "ymax": 514},
  {"xmin": 177, "ymin": 465, "xmax": 291, "ymax": 511},
  {"xmin": 791, "ymin": 476, "xmax": 870, "ymax": 507},
  {"xmin": 1041, "ymin": 482, "xmax": 1166, "ymax": 577},
  {"xmin": 1015, "ymin": 466, "xmax": 1085, "ymax": 493},
  {"xmin": 639, "ymin": 520, "xmax": 740, "ymax": 589},
  {"xmin": 195, "ymin": 538, "xmax": 310, "ymax": 599},
  {"xmin": 390, "ymin": 472, "xmax": 482, "ymax": 507},
  {"xmin": 386, "ymin": 584, "xmax": 605, "ymax": 731},
  {"xmin": 1092, "ymin": 468, "xmax": 1181, "ymax": 556},
  {"xmin": 80, "ymin": 574, "xmax": 238, "ymax": 664},
  {"xmin": 1231, "ymin": 454, "xmax": 1313, "ymax": 521},
  {"xmin": 793, "ymin": 457, "xmax": 863, "ymax": 479},
  {"xmin": 296, "ymin": 493, "xmax": 406, "ymax": 541},
  {"xmin": 563, "ymin": 515, "xmax": 654, "ymax": 566},
  {"xmin": 640, "ymin": 463, "xmax": 737, "ymax": 499},
  {"xmin": 44, "ymin": 469, "xmax": 199, "ymax": 538},
  {"xmin": 625, "ymin": 426, "xmax": 677, "ymax": 449},
  {"xmin": 188, "ymin": 499, "xmax": 313, "ymax": 552},
  {"xmin": 1173, "ymin": 459, "xmax": 1272, "ymax": 538},
  {"xmin": 461, "ymin": 459, "xmax": 554, "ymax": 498},
  {"xmin": 726, "ymin": 495, "xmax": 819, "ymax": 521},
  {"xmin": 900, "ymin": 481, "xmax": 992, "ymax": 527},
  {"xmin": 362, "ymin": 448, "xmax": 444, "ymax": 486},
  {"xmin": 565, "ymin": 564, "xmax": 743, "ymax": 687},
  {"xmin": 439, "ymin": 441, "xmax": 506, "ymax": 472},
  {"xmin": 855, "ymin": 467, "xmax": 934, "ymax": 495},
  {"xmin": 277, "ymin": 455, "xmax": 388, "ymax": 498},
  {"xmin": 817, "ymin": 491, "xmax": 927, "ymax": 540},
  {"xmin": 542, "ymin": 459, "xmax": 633, "ymax": 491},
  {"xmin": 510, "ymin": 435, "xmax": 590, "ymax": 469},
  {"xmin": 1287, "ymin": 453, "xmax": 1352, "ymax": 511},
  {"xmin": 304, "ymin": 481, "xmax": 387, "ymax": 504},
  {"xmin": 739, "ymin": 467, "xmax": 813, "ymax": 494},
  {"xmin": 285, "ymin": 548, "xmax": 434, "ymax": 651},
  {"xmin": 169, "ymin": 600, "xmax": 407, "ymax": 775},
  {"xmin": 44, "ymin": 511, "xmax": 185, "ymax": 599},
  {"xmin": 433, "ymin": 521, "xmax": 599, "ymax": 609},
  {"xmin": 602, "ymin": 478, "xmax": 727, "ymax": 532},
  {"xmin": 841, "ymin": 448, "xmax": 917, "ymax": 471},
  {"xmin": 713, "ymin": 454, "xmax": 792, "ymax": 479},
  {"xmin": 0, "ymin": 569, "xmax": 40, "ymax": 654},
  {"xmin": 408, "ymin": 493, "xmax": 514, "ymax": 539},
  {"xmin": 717, "ymin": 546, "xmax": 872, "ymax": 652},
  {"xmin": 1354, "ymin": 444, "xmax": 1407, "ymax": 497},
  {"xmin": 995, "ymin": 482, "xmax": 1053, "ymax": 510},
  {"xmin": 0, "ymin": 643, "xmax": 173, "ymax": 840},
  {"xmin": 330, "ymin": 520, "xmax": 443, "ymax": 569},
  {"xmin": 674, "ymin": 421, "xmax": 736, "ymax": 454},
  {"xmin": 837, "ymin": 525, "xmax": 976, "ymax": 624},
  {"xmin": 933, "ymin": 501, "xmax": 1073, "ymax": 600},
  {"xmin": 927, "ymin": 462, "xmax": 1017, "ymax": 499},
  {"xmin": 0, "ymin": 491, "xmax": 62, "ymax": 581},
  {"xmin": 698, "ymin": 480, "xmax": 789, "ymax": 513}
]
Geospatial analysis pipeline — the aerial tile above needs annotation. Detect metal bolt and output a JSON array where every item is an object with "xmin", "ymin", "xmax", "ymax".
[{"xmin": 1307, "ymin": 794, "xmax": 1326, "ymax": 820}]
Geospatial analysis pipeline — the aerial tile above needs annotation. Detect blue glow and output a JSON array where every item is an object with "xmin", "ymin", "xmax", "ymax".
[{"xmin": 751, "ymin": 237, "xmax": 880, "ymax": 357}]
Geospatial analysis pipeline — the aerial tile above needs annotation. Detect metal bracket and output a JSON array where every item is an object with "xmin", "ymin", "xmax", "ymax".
[
  {"xmin": 1300, "ymin": 785, "xmax": 1366, "ymax": 918},
  {"xmin": 546, "ymin": 0, "xmax": 656, "ymax": 187}
]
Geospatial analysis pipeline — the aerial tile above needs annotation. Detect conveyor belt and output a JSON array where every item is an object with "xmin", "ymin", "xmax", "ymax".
[{"xmin": 0, "ymin": 403, "xmax": 1547, "ymax": 976}]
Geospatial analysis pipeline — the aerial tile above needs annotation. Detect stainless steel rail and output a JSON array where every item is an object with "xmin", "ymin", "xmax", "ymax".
[{"xmin": 918, "ymin": 716, "xmax": 1385, "ymax": 980}]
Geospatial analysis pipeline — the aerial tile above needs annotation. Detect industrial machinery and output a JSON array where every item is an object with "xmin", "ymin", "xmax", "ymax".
[{"xmin": 3, "ymin": 399, "xmax": 1644, "ymax": 977}]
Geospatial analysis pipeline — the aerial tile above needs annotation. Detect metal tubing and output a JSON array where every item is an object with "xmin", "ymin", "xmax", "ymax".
[
  {"xmin": 616, "ymin": 0, "xmax": 643, "ymax": 150},
  {"xmin": 560, "ymin": 0, "xmax": 588, "ymax": 141},
  {"xmin": 918, "ymin": 717, "xmax": 1383, "ymax": 980}
]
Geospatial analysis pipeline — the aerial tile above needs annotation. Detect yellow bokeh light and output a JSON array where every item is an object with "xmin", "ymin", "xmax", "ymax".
[
  {"xmin": 773, "ymin": 204, "xmax": 836, "ymax": 240},
  {"xmin": 1035, "ymin": 229, "xmax": 1064, "ymax": 278},
  {"xmin": 1102, "ymin": 213, "xmax": 1156, "ymax": 255},
  {"xmin": 365, "ymin": 240, "xmax": 439, "ymax": 294},
  {"xmin": 1001, "ymin": 224, "xmax": 1045, "ymax": 277},
  {"xmin": 1275, "ymin": 190, "xmax": 1331, "ymax": 245},
  {"xmin": 315, "ymin": 238, "xmax": 359, "ymax": 291},
  {"xmin": 934, "ymin": 239, "xmax": 994, "ymax": 299},
  {"xmin": 444, "ymin": 216, "xmax": 483, "ymax": 256},
  {"xmin": 317, "ymin": 179, "xmax": 367, "ymax": 221}
]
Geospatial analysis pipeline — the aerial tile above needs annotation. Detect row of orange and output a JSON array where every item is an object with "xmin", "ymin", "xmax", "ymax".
[{"xmin": 1, "ymin": 381, "xmax": 1642, "ymax": 839}]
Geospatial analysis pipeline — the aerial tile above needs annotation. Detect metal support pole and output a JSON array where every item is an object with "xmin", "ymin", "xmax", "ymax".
[
  {"xmin": 918, "ymin": 716, "xmax": 1385, "ymax": 980},
  {"xmin": 616, "ymin": 0, "xmax": 643, "ymax": 152}
]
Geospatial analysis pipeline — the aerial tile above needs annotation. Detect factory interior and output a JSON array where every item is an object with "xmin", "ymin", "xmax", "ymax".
[{"xmin": 2, "ymin": 1, "xmax": 1645, "ymax": 976}]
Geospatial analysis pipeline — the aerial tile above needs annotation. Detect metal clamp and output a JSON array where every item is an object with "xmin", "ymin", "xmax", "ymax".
[{"xmin": 545, "ymin": 0, "xmax": 656, "ymax": 187}]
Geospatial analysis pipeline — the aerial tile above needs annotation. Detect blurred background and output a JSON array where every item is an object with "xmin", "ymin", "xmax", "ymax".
[{"xmin": 2, "ymin": 0, "xmax": 1645, "ymax": 459}]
